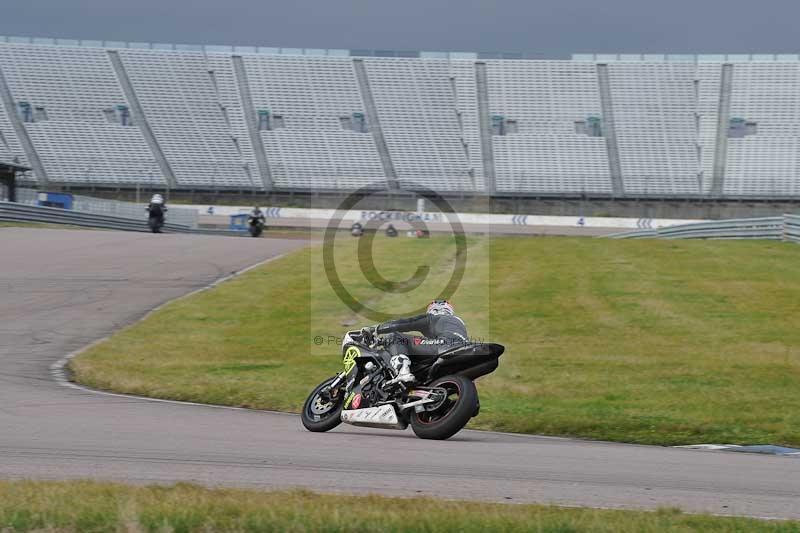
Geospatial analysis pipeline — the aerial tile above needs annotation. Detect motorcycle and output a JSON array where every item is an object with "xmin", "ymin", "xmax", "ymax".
[
  {"xmin": 248, "ymin": 216, "xmax": 265, "ymax": 237},
  {"xmin": 301, "ymin": 328, "xmax": 504, "ymax": 440},
  {"xmin": 146, "ymin": 205, "xmax": 165, "ymax": 233}
]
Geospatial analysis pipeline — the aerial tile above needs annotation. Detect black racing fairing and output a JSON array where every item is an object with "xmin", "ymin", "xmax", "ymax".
[{"xmin": 424, "ymin": 342, "xmax": 504, "ymax": 381}]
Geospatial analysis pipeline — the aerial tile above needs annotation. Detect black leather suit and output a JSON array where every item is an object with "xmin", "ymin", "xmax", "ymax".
[{"xmin": 377, "ymin": 313, "xmax": 468, "ymax": 359}]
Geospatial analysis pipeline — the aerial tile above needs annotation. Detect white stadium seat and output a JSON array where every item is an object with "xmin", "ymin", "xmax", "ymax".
[{"xmin": 0, "ymin": 40, "xmax": 798, "ymax": 197}]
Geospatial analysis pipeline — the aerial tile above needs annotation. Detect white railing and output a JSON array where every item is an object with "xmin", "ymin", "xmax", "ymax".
[
  {"xmin": 784, "ymin": 215, "xmax": 800, "ymax": 243},
  {"xmin": 608, "ymin": 216, "xmax": 797, "ymax": 242},
  {"xmin": 0, "ymin": 201, "xmax": 235, "ymax": 235},
  {"xmin": 16, "ymin": 189, "xmax": 198, "ymax": 227}
]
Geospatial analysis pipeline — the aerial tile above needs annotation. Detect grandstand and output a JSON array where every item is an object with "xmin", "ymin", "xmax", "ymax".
[{"xmin": 1, "ymin": 37, "xmax": 800, "ymax": 199}]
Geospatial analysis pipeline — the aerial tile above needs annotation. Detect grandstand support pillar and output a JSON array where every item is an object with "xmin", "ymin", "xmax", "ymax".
[
  {"xmin": 596, "ymin": 64, "xmax": 624, "ymax": 196},
  {"xmin": 231, "ymin": 55, "xmax": 273, "ymax": 191},
  {"xmin": 0, "ymin": 65, "xmax": 49, "ymax": 187},
  {"xmin": 474, "ymin": 62, "xmax": 496, "ymax": 195},
  {"xmin": 107, "ymin": 50, "xmax": 177, "ymax": 189},
  {"xmin": 711, "ymin": 63, "xmax": 733, "ymax": 197},
  {"xmin": 352, "ymin": 59, "xmax": 399, "ymax": 190}
]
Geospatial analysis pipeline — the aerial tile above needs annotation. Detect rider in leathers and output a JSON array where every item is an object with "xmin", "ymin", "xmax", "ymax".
[
  {"xmin": 372, "ymin": 300, "xmax": 467, "ymax": 383},
  {"xmin": 146, "ymin": 194, "xmax": 167, "ymax": 223},
  {"xmin": 250, "ymin": 206, "xmax": 266, "ymax": 223}
]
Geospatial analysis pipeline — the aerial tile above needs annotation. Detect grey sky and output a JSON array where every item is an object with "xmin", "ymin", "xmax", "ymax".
[{"xmin": 1, "ymin": 0, "xmax": 798, "ymax": 56}]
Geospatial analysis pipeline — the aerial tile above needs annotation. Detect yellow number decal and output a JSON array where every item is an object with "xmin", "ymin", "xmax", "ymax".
[
  {"xmin": 343, "ymin": 346, "xmax": 360, "ymax": 374},
  {"xmin": 344, "ymin": 392, "xmax": 356, "ymax": 409}
]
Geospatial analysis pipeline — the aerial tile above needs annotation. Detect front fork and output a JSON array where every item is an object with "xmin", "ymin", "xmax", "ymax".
[{"xmin": 321, "ymin": 371, "xmax": 347, "ymax": 402}]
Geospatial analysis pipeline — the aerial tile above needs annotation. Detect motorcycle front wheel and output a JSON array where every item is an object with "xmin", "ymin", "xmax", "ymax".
[
  {"xmin": 410, "ymin": 374, "xmax": 478, "ymax": 440},
  {"xmin": 301, "ymin": 376, "xmax": 344, "ymax": 432}
]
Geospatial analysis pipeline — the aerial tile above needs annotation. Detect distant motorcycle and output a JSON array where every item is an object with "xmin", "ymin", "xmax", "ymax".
[
  {"xmin": 146, "ymin": 204, "xmax": 165, "ymax": 233},
  {"xmin": 385, "ymin": 224, "xmax": 398, "ymax": 237},
  {"xmin": 301, "ymin": 328, "xmax": 504, "ymax": 440},
  {"xmin": 248, "ymin": 215, "xmax": 265, "ymax": 237},
  {"xmin": 351, "ymin": 222, "xmax": 363, "ymax": 237}
]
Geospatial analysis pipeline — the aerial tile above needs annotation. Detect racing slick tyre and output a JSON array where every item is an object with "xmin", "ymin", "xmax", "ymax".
[
  {"xmin": 148, "ymin": 217, "xmax": 163, "ymax": 233},
  {"xmin": 301, "ymin": 377, "xmax": 344, "ymax": 432},
  {"xmin": 410, "ymin": 374, "xmax": 478, "ymax": 440}
]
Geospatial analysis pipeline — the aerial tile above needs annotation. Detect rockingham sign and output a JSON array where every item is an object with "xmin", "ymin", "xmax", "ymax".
[
  {"xmin": 360, "ymin": 210, "xmax": 444, "ymax": 223},
  {"xmin": 186, "ymin": 204, "xmax": 704, "ymax": 230}
]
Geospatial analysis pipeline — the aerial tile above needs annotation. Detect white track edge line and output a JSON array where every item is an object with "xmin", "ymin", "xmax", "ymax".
[
  {"xmin": 49, "ymin": 250, "xmax": 297, "ymax": 416},
  {"xmin": 46, "ymin": 247, "xmax": 800, "ymax": 460}
]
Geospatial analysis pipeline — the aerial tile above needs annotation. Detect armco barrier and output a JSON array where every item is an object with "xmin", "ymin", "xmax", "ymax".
[
  {"xmin": 784, "ymin": 215, "xmax": 800, "ymax": 243},
  {"xmin": 0, "ymin": 202, "xmax": 238, "ymax": 236},
  {"xmin": 606, "ymin": 229, "xmax": 657, "ymax": 239},
  {"xmin": 608, "ymin": 215, "xmax": 799, "ymax": 243},
  {"xmin": 17, "ymin": 188, "xmax": 199, "ymax": 227}
]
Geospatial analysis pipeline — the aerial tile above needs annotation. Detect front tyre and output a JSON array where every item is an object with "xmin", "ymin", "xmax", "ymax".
[
  {"xmin": 301, "ymin": 377, "xmax": 344, "ymax": 432},
  {"xmin": 410, "ymin": 374, "xmax": 478, "ymax": 440}
]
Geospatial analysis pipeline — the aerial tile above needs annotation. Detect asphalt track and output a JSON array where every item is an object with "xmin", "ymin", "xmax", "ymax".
[{"xmin": 1, "ymin": 228, "xmax": 799, "ymax": 520}]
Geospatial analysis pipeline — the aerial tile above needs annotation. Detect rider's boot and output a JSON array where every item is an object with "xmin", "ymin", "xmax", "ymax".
[{"xmin": 387, "ymin": 354, "xmax": 416, "ymax": 384}]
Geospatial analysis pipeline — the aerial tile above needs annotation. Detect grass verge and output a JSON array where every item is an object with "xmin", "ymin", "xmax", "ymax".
[
  {"xmin": 1, "ymin": 480, "xmax": 797, "ymax": 532},
  {"xmin": 71, "ymin": 236, "xmax": 800, "ymax": 446}
]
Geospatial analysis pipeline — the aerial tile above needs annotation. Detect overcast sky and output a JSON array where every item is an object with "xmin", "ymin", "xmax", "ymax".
[{"xmin": 1, "ymin": 0, "xmax": 797, "ymax": 57}]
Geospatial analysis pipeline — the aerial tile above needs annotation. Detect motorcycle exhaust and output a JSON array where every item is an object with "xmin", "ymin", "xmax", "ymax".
[{"xmin": 340, "ymin": 404, "xmax": 407, "ymax": 430}]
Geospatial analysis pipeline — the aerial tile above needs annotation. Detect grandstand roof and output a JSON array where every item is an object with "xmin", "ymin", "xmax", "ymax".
[
  {"xmin": 3, "ymin": 36, "xmax": 800, "ymax": 63},
  {"xmin": 0, "ymin": 161, "xmax": 30, "ymax": 173}
]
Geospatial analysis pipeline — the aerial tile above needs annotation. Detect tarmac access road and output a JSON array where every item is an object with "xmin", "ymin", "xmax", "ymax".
[{"xmin": 1, "ymin": 228, "xmax": 798, "ymax": 520}]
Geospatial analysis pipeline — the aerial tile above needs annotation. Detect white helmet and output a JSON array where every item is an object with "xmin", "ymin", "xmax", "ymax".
[
  {"xmin": 150, "ymin": 194, "xmax": 164, "ymax": 205},
  {"xmin": 427, "ymin": 300, "xmax": 454, "ymax": 316}
]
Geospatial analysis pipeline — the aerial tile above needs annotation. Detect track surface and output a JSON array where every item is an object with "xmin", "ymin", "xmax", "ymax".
[{"xmin": 1, "ymin": 228, "xmax": 798, "ymax": 520}]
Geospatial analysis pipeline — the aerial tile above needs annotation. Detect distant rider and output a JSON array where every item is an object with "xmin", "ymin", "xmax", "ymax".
[
  {"xmin": 368, "ymin": 300, "xmax": 468, "ymax": 384},
  {"xmin": 250, "ymin": 206, "xmax": 266, "ymax": 224},
  {"xmin": 146, "ymin": 194, "xmax": 167, "ymax": 222}
]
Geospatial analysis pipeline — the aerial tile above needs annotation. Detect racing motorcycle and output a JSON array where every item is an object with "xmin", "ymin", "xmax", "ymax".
[
  {"xmin": 248, "ymin": 215, "xmax": 265, "ymax": 237},
  {"xmin": 146, "ymin": 205, "xmax": 165, "ymax": 233},
  {"xmin": 301, "ymin": 328, "xmax": 504, "ymax": 440}
]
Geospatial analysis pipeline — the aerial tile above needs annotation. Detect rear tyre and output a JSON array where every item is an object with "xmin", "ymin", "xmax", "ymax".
[
  {"xmin": 301, "ymin": 377, "xmax": 344, "ymax": 432},
  {"xmin": 410, "ymin": 374, "xmax": 477, "ymax": 440}
]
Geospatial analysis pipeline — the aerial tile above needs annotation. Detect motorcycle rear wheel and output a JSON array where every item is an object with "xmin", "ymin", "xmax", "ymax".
[
  {"xmin": 147, "ymin": 217, "xmax": 163, "ymax": 233},
  {"xmin": 410, "ymin": 374, "xmax": 478, "ymax": 440},
  {"xmin": 301, "ymin": 377, "xmax": 344, "ymax": 432}
]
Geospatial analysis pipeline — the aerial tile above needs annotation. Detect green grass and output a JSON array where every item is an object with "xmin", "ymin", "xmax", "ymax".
[
  {"xmin": 0, "ymin": 480, "xmax": 796, "ymax": 532},
  {"xmin": 71, "ymin": 236, "xmax": 800, "ymax": 446}
]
